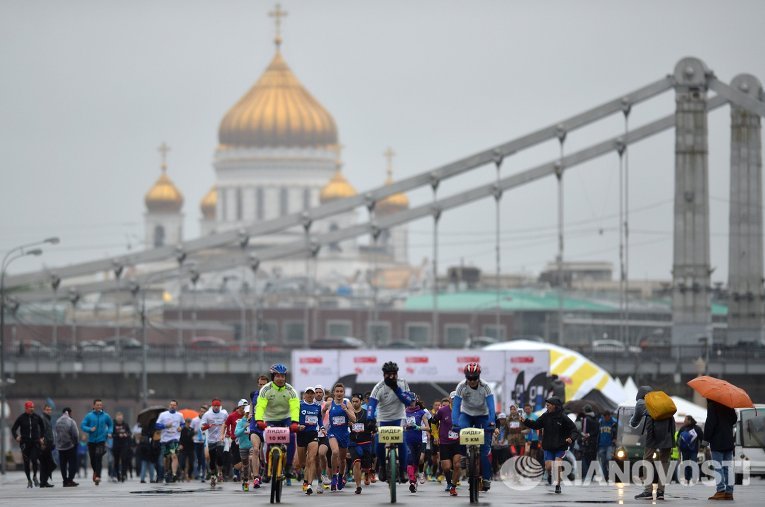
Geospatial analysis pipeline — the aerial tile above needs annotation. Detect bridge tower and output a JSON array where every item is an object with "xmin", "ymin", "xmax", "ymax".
[
  {"xmin": 727, "ymin": 74, "xmax": 765, "ymax": 343},
  {"xmin": 672, "ymin": 57, "xmax": 713, "ymax": 348}
]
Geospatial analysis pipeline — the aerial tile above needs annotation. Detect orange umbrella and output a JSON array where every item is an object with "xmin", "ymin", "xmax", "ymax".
[
  {"xmin": 179, "ymin": 408, "xmax": 199, "ymax": 420},
  {"xmin": 687, "ymin": 376, "xmax": 754, "ymax": 409}
]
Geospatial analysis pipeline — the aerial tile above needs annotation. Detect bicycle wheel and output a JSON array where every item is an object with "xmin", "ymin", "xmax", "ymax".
[
  {"xmin": 270, "ymin": 448, "xmax": 282, "ymax": 504},
  {"xmin": 388, "ymin": 447, "xmax": 397, "ymax": 503},
  {"xmin": 468, "ymin": 445, "xmax": 480, "ymax": 504}
]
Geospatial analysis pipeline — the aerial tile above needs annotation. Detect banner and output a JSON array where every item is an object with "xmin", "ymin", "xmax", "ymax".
[
  {"xmin": 291, "ymin": 350, "xmax": 339, "ymax": 391},
  {"xmin": 502, "ymin": 350, "xmax": 550, "ymax": 411}
]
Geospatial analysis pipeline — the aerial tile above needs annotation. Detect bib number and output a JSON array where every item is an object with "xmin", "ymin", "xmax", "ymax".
[
  {"xmin": 510, "ymin": 421, "xmax": 520, "ymax": 429},
  {"xmin": 305, "ymin": 415, "xmax": 318, "ymax": 425},
  {"xmin": 447, "ymin": 431, "xmax": 459, "ymax": 440},
  {"xmin": 352, "ymin": 423, "xmax": 364, "ymax": 433},
  {"xmin": 332, "ymin": 415, "xmax": 346, "ymax": 426}
]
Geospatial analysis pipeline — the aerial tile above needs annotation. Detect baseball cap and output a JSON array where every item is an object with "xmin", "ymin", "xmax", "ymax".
[
  {"xmin": 498, "ymin": 412, "xmax": 507, "ymax": 419},
  {"xmin": 304, "ymin": 387, "xmax": 315, "ymax": 393},
  {"xmin": 314, "ymin": 384, "xmax": 324, "ymax": 391},
  {"xmin": 237, "ymin": 398, "xmax": 249, "ymax": 407}
]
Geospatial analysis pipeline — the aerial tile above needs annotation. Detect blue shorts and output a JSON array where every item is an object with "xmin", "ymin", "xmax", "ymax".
[
  {"xmin": 543, "ymin": 449, "xmax": 566, "ymax": 461},
  {"xmin": 328, "ymin": 430, "xmax": 350, "ymax": 449}
]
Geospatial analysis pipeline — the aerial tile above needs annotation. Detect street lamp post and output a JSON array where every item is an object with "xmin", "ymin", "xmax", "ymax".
[{"xmin": 1, "ymin": 236, "xmax": 58, "ymax": 475}]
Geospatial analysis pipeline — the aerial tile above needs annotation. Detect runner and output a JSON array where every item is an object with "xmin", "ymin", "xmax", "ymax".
[
  {"xmin": 452, "ymin": 363, "xmax": 496, "ymax": 491},
  {"xmin": 155, "ymin": 399, "xmax": 185, "ymax": 483},
  {"xmin": 433, "ymin": 394, "xmax": 462, "ymax": 496},
  {"xmin": 190, "ymin": 404, "xmax": 208, "ymax": 481},
  {"xmin": 349, "ymin": 393, "xmax": 375, "ymax": 494},
  {"xmin": 200, "ymin": 398, "xmax": 229, "ymax": 486},
  {"xmin": 297, "ymin": 387, "xmax": 321, "ymax": 495},
  {"xmin": 254, "ymin": 363, "xmax": 300, "ymax": 485},
  {"xmin": 248, "ymin": 375, "xmax": 269, "ymax": 489},
  {"xmin": 313, "ymin": 385, "xmax": 331, "ymax": 490},
  {"xmin": 367, "ymin": 361, "xmax": 413, "ymax": 483},
  {"xmin": 404, "ymin": 395, "xmax": 431, "ymax": 492},
  {"xmin": 234, "ymin": 405, "xmax": 254, "ymax": 491},
  {"xmin": 323, "ymin": 382, "xmax": 355, "ymax": 491},
  {"xmin": 225, "ymin": 399, "xmax": 248, "ymax": 481}
]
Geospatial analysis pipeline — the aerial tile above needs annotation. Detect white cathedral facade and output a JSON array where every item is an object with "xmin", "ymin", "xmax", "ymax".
[{"xmin": 142, "ymin": 28, "xmax": 410, "ymax": 287}]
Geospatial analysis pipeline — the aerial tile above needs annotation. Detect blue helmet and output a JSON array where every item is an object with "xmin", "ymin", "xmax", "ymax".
[{"xmin": 270, "ymin": 363, "xmax": 288, "ymax": 377}]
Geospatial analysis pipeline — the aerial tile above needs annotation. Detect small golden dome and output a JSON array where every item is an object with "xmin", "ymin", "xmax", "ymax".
[
  {"xmin": 377, "ymin": 147, "xmax": 409, "ymax": 214},
  {"xmin": 320, "ymin": 169, "xmax": 357, "ymax": 203},
  {"xmin": 200, "ymin": 185, "xmax": 217, "ymax": 219},
  {"xmin": 145, "ymin": 165, "xmax": 183, "ymax": 213},
  {"xmin": 218, "ymin": 51, "xmax": 338, "ymax": 149}
]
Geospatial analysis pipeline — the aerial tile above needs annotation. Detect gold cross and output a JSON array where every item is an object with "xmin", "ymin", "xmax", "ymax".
[
  {"xmin": 158, "ymin": 142, "xmax": 171, "ymax": 170},
  {"xmin": 269, "ymin": 3, "xmax": 288, "ymax": 49},
  {"xmin": 384, "ymin": 147, "xmax": 395, "ymax": 179}
]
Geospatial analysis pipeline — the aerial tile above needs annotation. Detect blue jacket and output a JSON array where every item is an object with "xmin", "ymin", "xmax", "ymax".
[{"xmin": 80, "ymin": 410, "xmax": 114, "ymax": 444}]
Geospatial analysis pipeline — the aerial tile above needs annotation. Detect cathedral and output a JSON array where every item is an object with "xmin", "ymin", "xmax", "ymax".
[{"xmin": 142, "ymin": 6, "xmax": 411, "ymax": 288}]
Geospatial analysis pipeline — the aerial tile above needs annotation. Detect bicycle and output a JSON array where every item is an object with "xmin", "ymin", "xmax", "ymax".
[
  {"xmin": 460, "ymin": 427, "xmax": 484, "ymax": 504},
  {"xmin": 378, "ymin": 425, "xmax": 404, "ymax": 504},
  {"xmin": 264, "ymin": 427, "xmax": 291, "ymax": 503}
]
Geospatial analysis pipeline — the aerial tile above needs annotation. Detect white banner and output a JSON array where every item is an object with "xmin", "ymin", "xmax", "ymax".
[
  {"xmin": 291, "ymin": 350, "xmax": 340, "ymax": 391},
  {"xmin": 502, "ymin": 350, "xmax": 550, "ymax": 411}
]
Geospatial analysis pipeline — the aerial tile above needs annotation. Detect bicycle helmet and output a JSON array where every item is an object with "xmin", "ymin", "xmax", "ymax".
[
  {"xmin": 464, "ymin": 362, "xmax": 481, "ymax": 379},
  {"xmin": 270, "ymin": 363, "xmax": 288, "ymax": 378},
  {"xmin": 382, "ymin": 361, "xmax": 399, "ymax": 373}
]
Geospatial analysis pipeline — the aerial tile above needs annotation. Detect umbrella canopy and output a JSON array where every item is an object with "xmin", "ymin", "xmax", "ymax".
[
  {"xmin": 687, "ymin": 376, "xmax": 754, "ymax": 409},
  {"xmin": 563, "ymin": 399, "xmax": 605, "ymax": 416},
  {"xmin": 136, "ymin": 406, "xmax": 165, "ymax": 429},
  {"xmin": 179, "ymin": 408, "xmax": 199, "ymax": 420}
]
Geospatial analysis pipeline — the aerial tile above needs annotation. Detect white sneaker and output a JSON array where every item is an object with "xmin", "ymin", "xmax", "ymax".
[
  {"xmin": 321, "ymin": 474, "xmax": 330, "ymax": 485},
  {"xmin": 419, "ymin": 473, "xmax": 426, "ymax": 484}
]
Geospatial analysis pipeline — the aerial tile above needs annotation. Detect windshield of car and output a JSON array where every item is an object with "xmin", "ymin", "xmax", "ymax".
[
  {"xmin": 615, "ymin": 406, "xmax": 646, "ymax": 448},
  {"xmin": 740, "ymin": 409, "xmax": 765, "ymax": 449}
]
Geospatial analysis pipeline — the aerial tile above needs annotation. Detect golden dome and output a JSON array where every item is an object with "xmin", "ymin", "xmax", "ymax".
[
  {"xmin": 320, "ymin": 169, "xmax": 357, "ymax": 203},
  {"xmin": 145, "ymin": 165, "xmax": 183, "ymax": 213},
  {"xmin": 200, "ymin": 185, "xmax": 217, "ymax": 219},
  {"xmin": 377, "ymin": 147, "xmax": 409, "ymax": 214},
  {"xmin": 218, "ymin": 50, "xmax": 338, "ymax": 149}
]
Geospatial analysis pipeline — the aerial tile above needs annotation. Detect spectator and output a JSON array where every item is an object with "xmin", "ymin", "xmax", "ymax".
[
  {"xmin": 491, "ymin": 413, "xmax": 509, "ymax": 478},
  {"xmin": 179, "ymin": 418, "xmax": 195, "ymax": 480},
  {"xmin": 506, "ymin": 405, "xmax": 526, "ymax": 456},
  {"xmin": 522, "ymin": 403, "xmax": 541, "ymax": 462},
  {"xmin": 704, "ymin": 399, "xmax": 737, "ymax": 501},
  {"xmin": 76, "ymin": 433, "xmax": 89, "ymax": 478},
  {"xmin": 11, "ymin": 401, "xmax": 45, "ymax": 488},
  {"xmin": 597, "ymin": 410, "xmax": 617, "ymax": 482},
  {"xmin": 54, "ymin": 407, "xmax": 79, "ymax": 487},
  {"xmin": 676, "ymin": 415, "xmax": 703, "ymax": 484},
  {"xmin": 39, "ymin": 404, "xmax": 56, "ymax": 487},
  {"xmin": 80, "ymin": 398, "xmax": 114, "ymax": 485},
  {"xmin": 629, "ymin": 386, "xmax": 673, "ymax": 501},
  {"xmin": 578, "ymin": 405, "xmax": 599, "ymax": 481}
]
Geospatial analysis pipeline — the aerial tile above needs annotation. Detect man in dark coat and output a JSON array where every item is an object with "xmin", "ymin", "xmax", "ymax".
[
  {"xmin": 578, "ymin": 405, "xmax": 599, "ymax": 481},
  {"xmin": 522, "ymin": 397, "xmax": 578, "ymax": 494},
  {"xmin": 629, "ymin": 386, "xmax": 673, "ymax": 500},
  {"xmin": 703, "ymin": 399, "xmax": 737, "ymax": 501}
]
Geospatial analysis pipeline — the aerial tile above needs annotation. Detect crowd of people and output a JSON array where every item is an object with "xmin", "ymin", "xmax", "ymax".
[{"xmin": 9, "ymin": 366, "xmax": 740, "ymax": 501}]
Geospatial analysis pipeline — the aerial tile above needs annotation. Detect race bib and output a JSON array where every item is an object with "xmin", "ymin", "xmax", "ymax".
[
  {"xmin": 406, "ymin": 416, "xmax": 416, "ymax": 427},
  {"xmin": 332, "ymin": 415, "xmax": 346, "ymax": 426},
  {"xmin": 305, "ymin": 415, "xmax": 318, "ymax": 425},
  {"xmin": 352, "ymin": 423, "xmax": 364, "ymax": 432},
  {"xmin": 509, "ymin": 421, "xmax": 520, "ymax": 429},
  {"xmin": 448, "ymin": 431, "xmax": 459, "ymax": 440},
  {"xmin": 422, "ymin": 432, "xmax": 428, "ymax": 444}
]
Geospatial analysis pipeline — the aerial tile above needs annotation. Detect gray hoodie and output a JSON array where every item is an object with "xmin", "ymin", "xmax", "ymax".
[
  {"xmin": 54, "ymin": 412, "xmax": 79, "ymax": 451},
  {"xmin": 629, "ymin": 385, "xmax": 673, "ymax": 449}
]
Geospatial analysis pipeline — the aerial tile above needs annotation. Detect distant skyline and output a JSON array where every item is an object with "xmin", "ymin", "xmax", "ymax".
[{"xmin": 1, "ymin": 0, "xmax": 764, "ymax": 284}]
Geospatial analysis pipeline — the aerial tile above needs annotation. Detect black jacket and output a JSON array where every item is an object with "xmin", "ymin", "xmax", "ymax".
[
  {"xmin": 11, "ymin": 412, "xmax": 45, "ymax": 441},
  {"xmin": 629, "ymin": 385, "xmax": 674, "ymax": 450},
  {"xmin": 523, "ymin": 409, "xmax": 578, "ymax": 452},
  {"xmin": 704, "ymin": 399, "xmax": 737, "ymax": 452},
  {"xmin": 112, "ymin": 421, "xmax": 132, "ymax": 447},
  {"xmin": 579, "ymin": 414, "xmax": 600, "ymax": 453}
]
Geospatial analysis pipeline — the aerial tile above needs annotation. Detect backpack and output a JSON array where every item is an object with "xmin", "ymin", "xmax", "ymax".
[
  {"xmin": 644, "ymin": 391, "xmax": 677, "ymax": 421},
  {"xmin": 678, "ymin": 428, "xmax": 698, "ymax": 452}
]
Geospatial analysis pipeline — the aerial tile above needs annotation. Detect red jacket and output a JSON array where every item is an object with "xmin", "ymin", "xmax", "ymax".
[{"xmin": 225, "ymin": 411, "xmax": 243, "ymax": 439}]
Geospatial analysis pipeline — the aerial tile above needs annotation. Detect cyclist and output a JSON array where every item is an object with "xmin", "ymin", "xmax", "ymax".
[
  {"xmin": 254, "ymin": 363, "xmax": 300, "ymax": 484},
  {"xmin": 367, "ymin": 361, "xmax": 413, "ymax": 483},
  {"xmin": 297, "ymin": 387, "xmax": 321, "ymax": 495},
  {"xmin": 200, "ymin": 398, "xmax": 229, "ymax": 486},
  {"xmin": 404, "ymin": 396, "xmax": 431, "ymax": 492},
  {"xmin": 248, "ymin": 374, "xmax": 269, "ymax": 488},
  {"xmin": 349, "ymin": 393, "xmax": 375, "ymax": 495},
  {"xmin": 155, "ymin": 399, "xmax": 185, "ymax": 483},
  {"xmin": 323, "ymin": 382, "xmax": 356, "ymax": 491},
  {"xmin": 451, "ymin": 363, "xmax": 496, "ymax": 491}
]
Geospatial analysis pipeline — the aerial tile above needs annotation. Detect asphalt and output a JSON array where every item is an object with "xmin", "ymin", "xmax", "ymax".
[{"xmin": 0, "ymin": 471, "xmax": 763, "ymax": 506}]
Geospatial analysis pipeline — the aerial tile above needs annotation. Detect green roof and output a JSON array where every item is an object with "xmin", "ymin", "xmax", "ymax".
[{"xmin": 404, "ymin": 290, "xmax": 616, "ymax": 312}]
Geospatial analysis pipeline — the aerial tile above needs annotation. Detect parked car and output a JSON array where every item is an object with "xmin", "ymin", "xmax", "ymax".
[
  {"xmin": 383, "ymin": 340, "xmax": 420, "ymax": 349},
  {"xmin": 591, "ymin": 339, "xmax": 640, "ymax": 354},
  {"xmin": 310, "ymin": 337, "xmax": 365, "ymax": 349},
  {"xmin": 466, "ymin": 336, "xmax": 500, "ymax": 348},
  {"xmin": 188, "ymin": 336, "xmax": 232, "ymax": 351},
  {"xmin": 13, "ymin": 340, "xmax": 56, "ymax": 356},
  {"xmin": 103, "ymin": 337, "xmax": 147, "ymax": 351},
  {"xmin": 79, "ymin": 340, "xmax": 116, "ymax": 353}
]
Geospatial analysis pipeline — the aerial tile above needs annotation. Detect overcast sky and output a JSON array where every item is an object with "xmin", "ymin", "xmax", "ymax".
[{"xmin": 2, "ymin": 0, "xmax": 764, "ymax": 285}]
